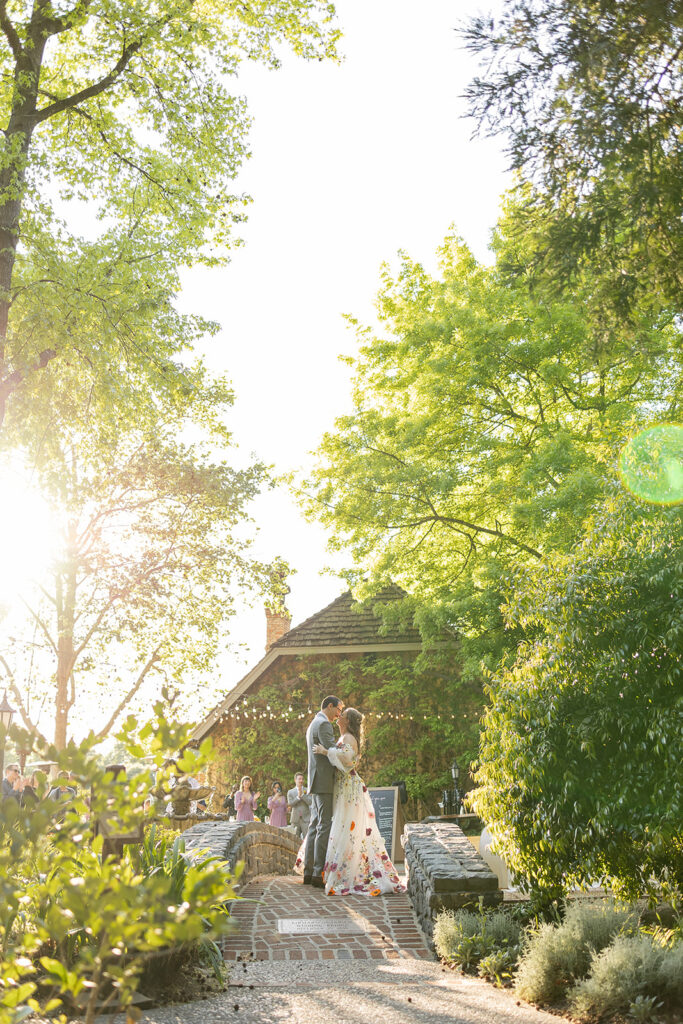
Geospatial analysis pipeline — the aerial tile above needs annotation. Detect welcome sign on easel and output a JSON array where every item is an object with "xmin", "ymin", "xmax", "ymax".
[{"xmin": 368, "ymin": 786, "xmax": 403, "ymax": 863}]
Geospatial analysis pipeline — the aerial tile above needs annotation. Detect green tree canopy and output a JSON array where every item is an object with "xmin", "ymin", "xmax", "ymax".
[
  {"xmin": 472, "ymin": 494, "xmax": 683, "ymax": 901},
  {"xmin": 305, "ymin": 223, "xmax": 681, "ymax": 679},
  {"xmin": 463, "ymin": 0, "xmax": 683, "ymax": 314},
  {"xmin": 0, "ymin": 0, "xmax": 340, "ymax": 423}
]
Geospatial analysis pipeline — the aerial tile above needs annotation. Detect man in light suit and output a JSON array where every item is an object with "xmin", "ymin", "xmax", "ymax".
[
  {"xmin": 287, "ymin": 771, "xmax": 312, "ymax": 839},
  {"xmin": 303, "ymin": 695, "xmax": 343, "ymax": 888}
]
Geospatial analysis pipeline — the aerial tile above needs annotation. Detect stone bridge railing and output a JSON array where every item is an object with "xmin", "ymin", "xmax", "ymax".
[
  {"xmin": 180, "ymin": 820, "xmax": 300, "ymax": 888},
  {"xmin": 402, "ymin": 822, "xmax": 502, "ymax": 941}
]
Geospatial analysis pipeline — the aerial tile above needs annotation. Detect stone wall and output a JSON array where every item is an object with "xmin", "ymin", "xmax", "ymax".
[
  {"xmin": 402, "ymin": 822, "xmax": 502, "ymax": 941},
  {"xmin": 181, "ymin": 820, "xmax": 300, "ymax": 887}
]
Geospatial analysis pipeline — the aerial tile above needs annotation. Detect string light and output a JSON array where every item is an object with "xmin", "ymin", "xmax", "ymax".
[{"xmin": 212, "ymin": 707, "xmax": 471, "ymax": 725}]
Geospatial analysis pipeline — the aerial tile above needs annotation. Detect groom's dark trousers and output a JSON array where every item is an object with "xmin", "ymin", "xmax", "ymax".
[{"xmin": 304, "ymin": 710, "xmax": 336, "ymax": 879}]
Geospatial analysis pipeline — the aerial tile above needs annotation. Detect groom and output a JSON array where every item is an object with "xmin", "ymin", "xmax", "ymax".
[{"xmin": 303, "ymin": 695, "xmax": 343, "ymax": 888}]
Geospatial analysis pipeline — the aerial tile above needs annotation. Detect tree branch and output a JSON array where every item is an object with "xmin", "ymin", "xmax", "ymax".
[
  {"xmin": 363, "ymin": 443, "xmax": 543, "ymax": 558},
  {"xmin": 20, "ymin": 600, "xmax": 58, "ymax": 655},
  {"xmin": 37, "ymin": 0, "xmax": 93, "ymax": 37},
  {"xmin": 33, "ymin": 38, "xmax": 144, "ymax": 124},
  {"xmin": 0, "ymin": 0, "xmax": 22, "ymax": 60},
  {"xmin": 0, "ymin": 348, "xmax": 57, "ymax": 416},
  {"xmin": 93, "ymin": 646, "xmax": 163, "ymax": 741},
  {"xmin": 0, "ymin": 655, "xmax": 45, "ymax": 738},
  {"xmin": 399, "ymin": 512, "xmax": 543, "ymax": 559}
]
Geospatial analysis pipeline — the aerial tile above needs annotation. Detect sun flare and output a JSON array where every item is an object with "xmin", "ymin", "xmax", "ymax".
[{"xmin": 0, "ymin": 463, "xmax": 59, "ymax": 605}]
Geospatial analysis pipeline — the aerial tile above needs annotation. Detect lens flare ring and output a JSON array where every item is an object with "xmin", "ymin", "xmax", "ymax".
[{"xmin": 618, "ymin": 424, "xmax": 683, "ymax": 506}]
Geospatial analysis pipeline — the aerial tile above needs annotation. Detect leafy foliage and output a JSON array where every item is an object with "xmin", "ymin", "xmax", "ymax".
[
  {"xmin": 0, "ymin": 0, "xmax": 340, "ymax": 422},
  {"xmin": 463, "ymin": 0, "xmax": 683, "ymax": 314},
  {"xmin": 305, "ymin": 226, "xmax": 680, "ymax": 681},
  {"xmin": 0, "ymin": 699, "xmax": 237, "ymax": 1024},
  {"xmin": 472, "ymin": 495, "xmax": 683, "ymax": 900},
  {"xmin": 433, "ymin": 905, "xmax": 521, "ymax": 972}
]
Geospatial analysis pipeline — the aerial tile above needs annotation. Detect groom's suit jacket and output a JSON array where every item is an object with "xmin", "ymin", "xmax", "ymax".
[{"xmin": 306, "ymin": 711, "xmax": 337, "ymax": 795}]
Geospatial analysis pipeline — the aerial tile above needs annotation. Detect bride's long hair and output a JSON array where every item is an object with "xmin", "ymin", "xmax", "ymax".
[{"xmin": 343, "ymin": 707, "xmax": 364, "ymax": 753}]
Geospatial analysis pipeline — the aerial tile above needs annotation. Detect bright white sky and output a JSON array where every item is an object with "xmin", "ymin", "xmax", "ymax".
[{"xmin": 179, "ymin": 0, "xmax": 511, "ymax": 688}]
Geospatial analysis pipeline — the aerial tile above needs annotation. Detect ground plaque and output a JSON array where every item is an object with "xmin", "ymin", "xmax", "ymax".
[{"xmin": 277, "ymin": 917, "xmax": 367, "ymax": 934}]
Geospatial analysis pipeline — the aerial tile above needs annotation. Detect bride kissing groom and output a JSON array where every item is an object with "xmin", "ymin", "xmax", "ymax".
[{"xmin": 296, "ymin": 695, "xmax": 404, "ymax": 896}]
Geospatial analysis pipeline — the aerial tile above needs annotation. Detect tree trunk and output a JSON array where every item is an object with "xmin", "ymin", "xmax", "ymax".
[
  {"xmin": 54, "ymin": 537, "xmax": 78, "ymax": 750},
  {"xmin": 0, "ymin": 29, "xmax": 47, "ymax": 422}
]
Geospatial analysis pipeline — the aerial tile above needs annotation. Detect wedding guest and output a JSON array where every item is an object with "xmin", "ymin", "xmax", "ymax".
[
  {"xmin": 1, "ymin": 763, "xmax": 22, "ymax": 801},
  {"xmin": 196, "ymin": 770, "xmax": 209, "ymax": 810},
  {"xmin": 267, "ymin": 780, "xmax": 288, "ymax": 827},
  {"xmin": 223, "ymin": 783, "xmax": 238, "ymax": 818},
  {"xmin": 47, "ymin": 771, "xmax": 76, "ymax": 804},
  {"xmin": 47, "ymin": 770, "xmax": 76, "ymax": 822},
  {"xmin": 287, "ymin": 772, "xmax": 312, "ymax": 838},
  {"xmin": 21, "ymin": 772, "xmax": 40, "ymax": 808},
  {"xmin": 234, "ymin": 775, "xmax": 260, "ymax": 822}
]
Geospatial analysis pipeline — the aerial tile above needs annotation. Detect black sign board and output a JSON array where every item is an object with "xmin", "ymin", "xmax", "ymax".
[{"xmin": 368, "ymin": 786, "xmax": 400, "ymax": 862}]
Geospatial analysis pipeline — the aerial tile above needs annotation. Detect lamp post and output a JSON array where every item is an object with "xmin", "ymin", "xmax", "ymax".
[
  {"xmin": 0, "ymin": 689, "xmax": 16, "ymax": 779},
  {"xmin": 451, "ymin": 758, "xmax": 461, "ymax": 816}
]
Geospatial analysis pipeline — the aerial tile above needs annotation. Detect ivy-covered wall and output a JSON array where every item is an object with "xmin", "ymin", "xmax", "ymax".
[{"xmin": 205, "ymin": 649, "xmax": 482, "ymax": 820}]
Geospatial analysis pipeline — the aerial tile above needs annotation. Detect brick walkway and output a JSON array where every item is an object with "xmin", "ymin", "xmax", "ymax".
[{"xmin": 220, "ymin": 874, "xmax": 433, "ymax": 962}]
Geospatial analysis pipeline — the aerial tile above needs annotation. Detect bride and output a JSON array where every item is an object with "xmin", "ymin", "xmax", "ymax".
[{"xmin": 296, "ymin": 707, "xmax": 404, "ymax": 896}]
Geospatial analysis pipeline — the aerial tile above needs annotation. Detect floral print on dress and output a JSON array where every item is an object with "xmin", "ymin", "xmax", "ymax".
[{"xmin": 295, "ymin": 741, "xmax": 405, "ymax": 896}]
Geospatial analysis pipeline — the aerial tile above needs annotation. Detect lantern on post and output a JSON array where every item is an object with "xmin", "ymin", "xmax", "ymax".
[
  {"xmin": 0, "ymin": 690, "xmax": 16, "ymax": 779},
  {"xmin": 451, "ymin": 758, "xmax": 461, "ymax": 816}
]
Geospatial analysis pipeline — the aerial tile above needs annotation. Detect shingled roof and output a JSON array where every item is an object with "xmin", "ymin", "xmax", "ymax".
[{"xmin": 271, "ymin": 584, "xmax": 422, "ymax": 648}]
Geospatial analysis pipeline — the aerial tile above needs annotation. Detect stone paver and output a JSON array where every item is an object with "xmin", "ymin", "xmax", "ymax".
[{"xmin": 220, "ymin": 874, "xmax": 433, "ymax": 961}]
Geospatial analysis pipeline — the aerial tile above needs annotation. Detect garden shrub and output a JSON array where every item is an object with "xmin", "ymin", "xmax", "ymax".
[
  {"xmin": 477, "ymin": 947, "xmax": 516, "ymax": 986},
  {"xmin": 433, "ymin": 907, "xmax": 521, "ymax": 971},
  {"xmin": 656, "ymin": 938, "xmax": 683, "ymax": 1003},
  {"xmin": 473, "ymin": 501, "xmax": 683, "ymax": 904},
  {"xmin": 514, "ymin": 899, "xmax": 637, "ymax": 1005},
  {"xmin": 568, "ymin": 934, "xmax": 672, "ymax": 1019},
  {"xmin": 0, "ymin": 701, "xmax": 237, "ymax": 1024},
  {"xmin": 135, "ymin": 824, "xmax": 231, "ymax": 987}
]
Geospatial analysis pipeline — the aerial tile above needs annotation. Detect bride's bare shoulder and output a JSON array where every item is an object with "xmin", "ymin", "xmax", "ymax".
[{"xmin": 341, "ymin": 732, "xmax": 359, "ymax": 754}]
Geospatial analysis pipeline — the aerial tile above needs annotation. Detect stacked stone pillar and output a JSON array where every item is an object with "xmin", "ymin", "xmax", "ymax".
[{"xmin": 402, "ymin": 822, "xmax": 502, "ymax": 941}]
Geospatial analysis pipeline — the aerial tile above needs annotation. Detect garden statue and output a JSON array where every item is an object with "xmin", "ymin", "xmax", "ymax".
[{"xmin": 149, "ymin": 776, "xmax": 214, "ymax": 817}]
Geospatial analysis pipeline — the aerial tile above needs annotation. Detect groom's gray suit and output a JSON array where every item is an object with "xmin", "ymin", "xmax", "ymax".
[{"xmin": 304, "ymin": 710, "xmax": 337, "ymax": 880}]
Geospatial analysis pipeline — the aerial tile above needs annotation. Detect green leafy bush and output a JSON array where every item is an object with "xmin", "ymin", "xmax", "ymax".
[
  {"xmin": 514, "ymin": 899, "xmax": 637, "ymax": 1005},
  {"xmin": 0, "ymin": 701, "xmax": 237, "ymax": 1024},
  {"xmin": 473, "ymin": 499, "xmax": 683, "ymax": 903},
  {"xmin": 568, "ymin": 934, "xmax": 676, "ymax": 1019},
  {"xmin": 477, "ymin": 947, "xmax": 516, "ymax": 986},
  {"xmin": 136, "ymin": 824, "xmax": 231, "ymax": 983},
  {"xmin": 434, "ymin": 907, "xmax": 521, "ymax": 971}
]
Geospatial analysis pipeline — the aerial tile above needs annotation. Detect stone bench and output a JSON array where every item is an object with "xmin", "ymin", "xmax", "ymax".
[
  {"xmin": 180, "ymin": 820, "xmax": 301, "ymax": 888},
  {"xmin": 402, "ymin": 822, "xmax": 502, "ymax": 941}
]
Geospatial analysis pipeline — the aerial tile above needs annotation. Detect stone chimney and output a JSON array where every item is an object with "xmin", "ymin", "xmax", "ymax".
[{"xmin": 265, "ymin": 605, "xmax": 291, "ymax": 651}]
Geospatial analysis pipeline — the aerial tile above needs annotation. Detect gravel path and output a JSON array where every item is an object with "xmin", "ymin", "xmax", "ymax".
[{"xmin": 104, "ymin": 959, "xmax": 558, "ymax": 1024}]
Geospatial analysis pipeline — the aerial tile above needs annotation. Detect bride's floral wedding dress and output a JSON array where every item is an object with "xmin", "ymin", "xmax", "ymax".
[{"xmin": 295, "ymin": 742, "xmax": 405, "ymax": 896}]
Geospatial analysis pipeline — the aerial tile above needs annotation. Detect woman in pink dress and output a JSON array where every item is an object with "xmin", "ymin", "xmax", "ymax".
[
  {"xmin": 296, "ymin": 708, "xmax": 404, "ymax": 896},
  {"xmin": 234, "ymin": 775, "xmax": 260, "ymax": 822},
  {"xmin": 267, "ymin": 780, "xmax": 288, "ymax": 827}
]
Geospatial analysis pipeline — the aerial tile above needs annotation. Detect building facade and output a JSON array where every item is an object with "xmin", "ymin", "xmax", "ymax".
[{"xmin": 192, "ymin": 587, "xmax": 482, "ymax": 820}]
